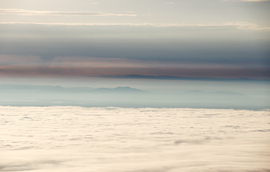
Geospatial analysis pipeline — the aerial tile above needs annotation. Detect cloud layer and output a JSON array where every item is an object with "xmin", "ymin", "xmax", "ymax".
[{"xmin": 1, "ymin": 106, "xmax": 270, "ymax": 172}]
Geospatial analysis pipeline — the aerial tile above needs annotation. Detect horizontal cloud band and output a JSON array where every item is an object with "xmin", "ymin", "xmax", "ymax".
[
  {"xmin": 0, "ymin": 66, "xmax": 269, "ymax": 79},
  {"xmin": 1, "ymin": 22, "xmax": 269, "ymax": 30},
  {"xmin": 0, "ymin": 9, "xmax": 137, "ymax": 17}
]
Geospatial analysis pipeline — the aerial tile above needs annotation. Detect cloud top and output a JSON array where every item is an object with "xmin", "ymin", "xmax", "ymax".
[{"xmin": 0, "ymin": 106, "xmax": 269, "ymax": 172}]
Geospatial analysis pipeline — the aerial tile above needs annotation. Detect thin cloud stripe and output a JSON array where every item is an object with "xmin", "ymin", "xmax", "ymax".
[
  {"xmin": 0, "ymin": 21, "xmax": 269, "ymax": 30},
  {"xmin": 0, "ymin": 9, "xmax": 137, "ymax": 17}
]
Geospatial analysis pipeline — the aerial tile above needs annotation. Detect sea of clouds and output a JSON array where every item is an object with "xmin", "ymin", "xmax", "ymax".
[{"xmin": 0, "ymin": 106, "xmax": 270, "ymax": 172}]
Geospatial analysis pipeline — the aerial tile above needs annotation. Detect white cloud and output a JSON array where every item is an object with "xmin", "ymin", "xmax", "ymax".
[
  {"xmin": 0, "ymin": 9, "xmax": 137, "ymax": 17},
  {"xmin": 224, "ymin": 22, "xmax": 270, "ymax": 30},
  {"xmin": 0, "ymin": 106, "xmax": 269, "ymax": 172}
]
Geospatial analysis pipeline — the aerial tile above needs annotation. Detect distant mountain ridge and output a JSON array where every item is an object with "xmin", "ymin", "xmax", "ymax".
[
  {"xmin": 95, "ymin": 86, "xmax": 145, "ymax": 93},
  {"xmin": 0, "ymin": 85, "xmax": 145, "ymax": 93},
  {"xmin": 0, "ymin": 84, "xmax": 244, "ymax": 95},
  {"xmin": 0, "ymin": 84, "xmax": 266, "ymax": 110}
]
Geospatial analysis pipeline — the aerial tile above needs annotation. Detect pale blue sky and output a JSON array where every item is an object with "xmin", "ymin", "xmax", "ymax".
[{"xmin": 0, "ymin": 0, "xmax": 269, "ymax": 25}]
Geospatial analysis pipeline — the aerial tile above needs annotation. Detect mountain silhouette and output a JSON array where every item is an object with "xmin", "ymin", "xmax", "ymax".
[{"xmin": 94, "ymin": 86, "xmax": 145, "ymax": 93}]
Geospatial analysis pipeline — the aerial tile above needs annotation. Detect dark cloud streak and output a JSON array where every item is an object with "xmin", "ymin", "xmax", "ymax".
[{"xmin": 0, "ymin": 66, "xmax": 269, "ymax": 79}]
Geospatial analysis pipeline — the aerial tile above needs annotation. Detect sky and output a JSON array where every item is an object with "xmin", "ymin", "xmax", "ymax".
[
  {"xmin": 0, "ymin": 0, "xmax": 269, "ymax": 80},
  {"xmin": 1, "ymin": 2, "xmax": 270, "ymax": 170},
  {"xmin": 1, "ymin": 2, "xmax": 270, "ymax": 171}
]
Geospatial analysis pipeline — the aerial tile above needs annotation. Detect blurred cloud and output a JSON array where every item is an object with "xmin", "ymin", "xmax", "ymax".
[
  {"xmin": 0, "ymin": 22, "xmax": 269, "ymax": 30},
  {"xmin": 0, "ymin": 65, "xmax": 269, "ymax": 79},
  {"xmin": 0, "ymin": 0, "xmax": 269, "ymax": 27},
  {"xmin": 0, "ymin": 9, "xmax": 138, "ymax": 17},
  {"xmin": 166, "ymin": 2, "xmax": 175, "ymax": 5},
  {"xmin": 2, "ymin": 55, "xmax": 266, "ymax": 69},
  {"xmin": 0, "ymin": 23, "xmax": 269, "ymax": 64},
  {"xmin": 0, "ymin": 54, "xmax": 41, "ymax": 66},
  {"xmin": 0, "ymin": 54, "xmax": 269, "ymax": 79}
]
